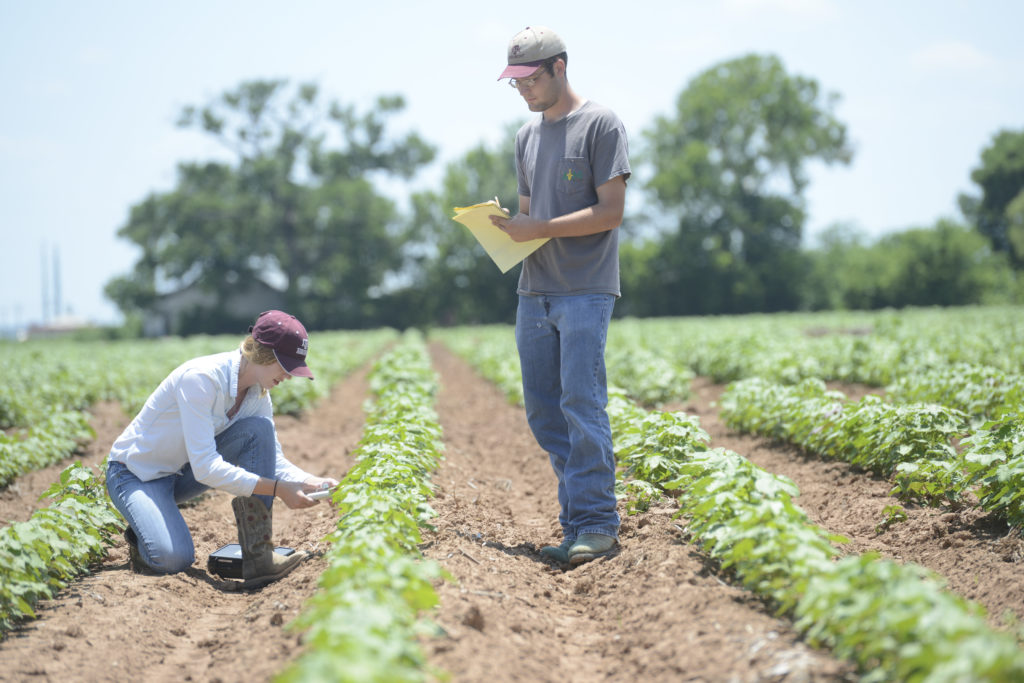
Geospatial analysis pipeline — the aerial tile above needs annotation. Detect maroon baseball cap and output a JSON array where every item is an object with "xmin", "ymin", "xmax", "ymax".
[{"xmin": 249, "ymin": 310, "xmax": 313, "ymax": 379}]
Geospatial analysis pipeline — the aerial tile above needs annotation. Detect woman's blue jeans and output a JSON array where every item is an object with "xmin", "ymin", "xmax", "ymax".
[
  {"xmin": 105, "ymin": 416, "xmax": 277, "ymax": 574},
  {"xmin": 515, "ymin": 293, "xmax": 619, "ymax": 542}
]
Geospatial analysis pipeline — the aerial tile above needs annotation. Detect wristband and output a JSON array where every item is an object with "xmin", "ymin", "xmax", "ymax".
[{"xmin": 272, "ymin": 479, "xmax": 278, "ymax": 497}]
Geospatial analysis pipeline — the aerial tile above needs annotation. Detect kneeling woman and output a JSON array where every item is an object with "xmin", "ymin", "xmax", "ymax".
[{"xmin": 106, "ymin": 310, "xmax": 337, "ymax": 588}]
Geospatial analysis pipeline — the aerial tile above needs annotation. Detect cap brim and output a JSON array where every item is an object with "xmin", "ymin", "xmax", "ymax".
[
  {"xmin": 498, "ymin": 61, "xmax": 545, "ymax": 80},
  {"xmin": 274, "ymin": 350, "xmax": 314, "ymax": 380}
]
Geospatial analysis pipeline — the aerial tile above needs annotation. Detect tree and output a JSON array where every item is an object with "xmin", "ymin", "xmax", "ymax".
[
  {"xmin": 959, "ymin": 128, "xmax": 1024, "ymax": 267},
  {"xmin": 397, "ymin": 124, "xmax": 523, "ymax": 327},
  {"xmin": 873, "ymin": 220, "xmax": 1017, "ymax": 307},
  {"xmin": 1008, "ymin": 190, "xmax": 1024, "ymax": 260},
  {"xmin": 800, "ymin": 223, "xmax": 877, "ymax": 310},
  {"xmin": 636, "ymin": 54, "xmax": 852, "ymax": 314},
  {"xmin": 106, "ymin": 80, "xmax": 435, "ymax": 333},
  {"xmin": 801, "ymin": 220, "xmax": 1017, "ymax": 309}
]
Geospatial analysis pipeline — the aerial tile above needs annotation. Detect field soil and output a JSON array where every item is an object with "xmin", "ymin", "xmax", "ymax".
[
  {"xmin": 0, "ymin": 343, "xmax": 1020, "ymax": 682},
  {"xmin": 676, "ymin": 378, "xmax": 1024, "ymax": 631},
  {"xmin": 0, "ymin": 368, "xmax": 369, "ymax": 682}
]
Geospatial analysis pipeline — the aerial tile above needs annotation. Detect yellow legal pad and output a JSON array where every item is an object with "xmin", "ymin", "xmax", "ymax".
[{"xmin": 451, "ymin": 199, "xmax": 549, "ymax": 273}]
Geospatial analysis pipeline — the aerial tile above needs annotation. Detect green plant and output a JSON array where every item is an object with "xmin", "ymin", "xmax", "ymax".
[
  {"xmin": 280, "ymin": 332, "xmax": 447, "ymax": 682},
  {"xmin": 0, "ymin": 462, "xmax": 123, "ymax": 636},
  {"xmin": 874, "ymin": 504, "xmax": 908, "ymax": 534}
]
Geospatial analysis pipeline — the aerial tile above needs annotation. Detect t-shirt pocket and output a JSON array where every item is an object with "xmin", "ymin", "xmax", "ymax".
[{"xmin": 557, "ymin": 157, "xmax": 590, "ymax": 196}]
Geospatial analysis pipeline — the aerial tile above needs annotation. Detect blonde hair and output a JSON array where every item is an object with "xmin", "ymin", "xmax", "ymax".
[
  {"xmin": 240, "ymin": 335, "xmax": 278, "ymax": 365},
  {"xmin": 240, "ymin": 336, "xmax": 278, "ymax": 397}
]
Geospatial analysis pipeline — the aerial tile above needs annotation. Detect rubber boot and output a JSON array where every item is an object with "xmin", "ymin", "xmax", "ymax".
[
  {"xmin": 231, "ymin": 496, "xmax": 308, "ymax": 589},
  {"xmin": 124, "ymin": 526, "xmax": 149, "ymax": 573},
  {"xmin": 568, "ymin": 533, "xmax": 618, "ymax": 565},
  {"xmin": 539, "ymin": 538, "xmax": 574, "ymax": 565}
]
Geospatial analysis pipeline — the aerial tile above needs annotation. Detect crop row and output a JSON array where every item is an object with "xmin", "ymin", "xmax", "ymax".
[
  {"xmin": 279, "ymin": 331, "xmax": 445, "ymax": 682},
  {"xmin": 885, "ymin": 362, "xmax": 1024, "ymax": 422},
  {"xmin": 720, "ymin": 377, "xmax": 1024, "ymax": 528},
  {"xmin": 0, "ymin": 463, "xmax": 122, "ymax": 636},
  {"xmin": 609, "ymin": 308, "xmax": 1024, "ymax": 406},
  {"xmin": 438, "ymin": 326, "xmax": 1024, "ymax": 681},
  {"xmin": 0, "ymin": 410, "xmax": 94, "ymax": 488},
  {"xmin": 720, "ymin": 377, "xmax": 965, "ymax": 498},
  {"xmin": 607, "ymin": 396, "xmax": 1024, "ymax": 681}
]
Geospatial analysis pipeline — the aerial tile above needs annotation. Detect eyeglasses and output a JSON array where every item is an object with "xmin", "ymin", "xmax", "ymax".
[{"xmin": 508, "ymin": 69, "xmax": 548, "ymax": 90}]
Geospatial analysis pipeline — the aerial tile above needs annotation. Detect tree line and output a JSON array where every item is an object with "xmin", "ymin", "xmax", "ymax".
[{"xmin": 104, "ymin": 54, "xmax": 1024, "ymax": 335}]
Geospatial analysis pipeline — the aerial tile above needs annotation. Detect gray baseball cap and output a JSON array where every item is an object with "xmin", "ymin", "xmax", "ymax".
[{"xmin": 498, "ymin": 25, "xmax": 566, "ymax": 79}]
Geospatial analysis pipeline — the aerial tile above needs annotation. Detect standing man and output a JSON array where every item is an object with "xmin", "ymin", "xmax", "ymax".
[{"xmin": 491, "ymin": 25, "xmax": 630, "ymax": 566}]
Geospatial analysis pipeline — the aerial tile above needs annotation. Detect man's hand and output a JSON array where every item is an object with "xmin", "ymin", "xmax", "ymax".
[
  {"xmin": 490, "ymin": 211, "xmax": 545, "ymax": 242},
  {"xmin": 490, "ymin": 177, "xmax": 626, "ymax": 242}
]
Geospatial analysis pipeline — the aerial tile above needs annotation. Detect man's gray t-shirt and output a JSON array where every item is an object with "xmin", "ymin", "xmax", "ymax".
[{"xmin": 515, "ymin": 100, "xmax": 631, "ymax": 297}]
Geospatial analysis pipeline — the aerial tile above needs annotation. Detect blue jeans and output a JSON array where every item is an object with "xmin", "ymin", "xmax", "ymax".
[
  {"xmin": 105, "ymin": 416, "xmax": 277, "ymax": 574},
  {"xmin": 516, "ymin": 293, "xmax": 619, "ymax": 542}
]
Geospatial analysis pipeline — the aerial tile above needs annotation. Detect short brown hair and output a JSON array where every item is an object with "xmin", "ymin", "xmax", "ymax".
[{"xmin": 544, "ymin": 52, "xmax": 567, "ymax": 75}]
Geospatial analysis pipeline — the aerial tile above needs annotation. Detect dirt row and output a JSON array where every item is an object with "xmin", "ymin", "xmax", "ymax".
[
  {"xmin": 678, "ymin": 377, "xmax": 1024, "ymax": 630},
  {"xmin": 0, "ymin": 344, "xmax": 1020, "ymax": 681},
  {"xmin": 419, "ymin": 345, "xmax": 852, "ymax": 681}
]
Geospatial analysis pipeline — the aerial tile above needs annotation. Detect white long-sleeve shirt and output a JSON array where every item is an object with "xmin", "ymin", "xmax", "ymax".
[{"xmin": 109, "ymin": 350, "xmax": 311, "ymax": 496}]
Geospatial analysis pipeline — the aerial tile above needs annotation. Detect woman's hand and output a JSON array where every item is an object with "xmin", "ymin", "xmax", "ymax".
[
  {"xmin": 302, "ymin": 475, "xmax": 339, "ymax": 492},
  {"xmin": 260, "ymin": 476, "xmax": 339, "ymax": 508},
  {"xmin": 292, "ymin": 476, "xmax": 340, "ymax": 506},
  {"xmin": 275, "ymin": 479, "xmax": 320, "ymax": 509}
]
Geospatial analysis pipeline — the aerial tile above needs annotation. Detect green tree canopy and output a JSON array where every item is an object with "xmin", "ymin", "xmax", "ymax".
[
  {"xmin": 398, "ymin": 123, "xmax": 523, "ymax": 327},
  {"xmin": 105, "ymin": 80, "xmax": 435, "ymax": 333},
  {"xmin": 801, "ymin": 220, "xmax": 1017, "ymax": 310},
  {"xmin": 959, "ymin": 128, "xmax": 1024, "ymax": 267},
  {"xmin": 799, "ymin": 222, "xmax": 878, "ymax": 310},
  {"xmin": 633, "ymin": 53, "xmax": 852, "ymax": 315}
]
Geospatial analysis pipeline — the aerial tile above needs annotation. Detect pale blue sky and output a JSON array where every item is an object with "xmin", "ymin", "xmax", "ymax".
[{"xmin": 1, "ymin": 0, "xmax": 1022, "ymax": 328}]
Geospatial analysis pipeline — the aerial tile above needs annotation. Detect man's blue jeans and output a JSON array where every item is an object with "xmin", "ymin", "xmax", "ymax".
[
  {"xmin": 515, "ymin": 293, "xmax": 619, "ymax": 543},
  {"xmin": 105, "ymin": 416, "xmax": 277, "ymax": 574}
]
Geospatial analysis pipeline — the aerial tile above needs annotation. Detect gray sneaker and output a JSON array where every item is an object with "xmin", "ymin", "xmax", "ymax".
[
  {"xmin": 539, "ymin": 538, "xmax": 574, "ymax": 564},
  {"xmin": 568, "ymin": 533, "xmax": 617, "ymax": 565}
]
